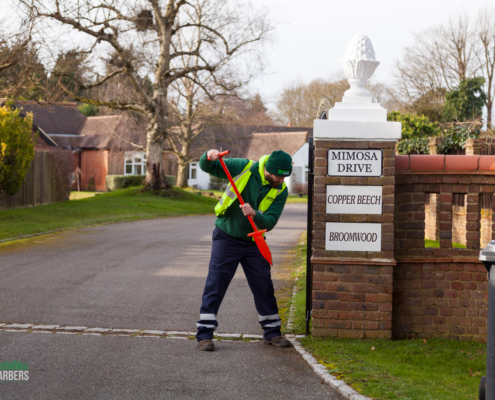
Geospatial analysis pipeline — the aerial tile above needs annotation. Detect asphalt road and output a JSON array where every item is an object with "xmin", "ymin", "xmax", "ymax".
[
  {"xmin": 0, "ymin": 333, "xmax": 336, "ymax": 399},
  {"xmin": 0, "ymin": 203, "xmax": 342, "ymax": 399},
  {"xmin": 0, "ymin": 204, "xmax": 306, "ymax": 334}
]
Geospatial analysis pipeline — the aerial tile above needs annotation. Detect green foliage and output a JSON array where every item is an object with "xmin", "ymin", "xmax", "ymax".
[
  {"xmin": 49, "ymin": 49, "xmax": 89, "ymax": 100},
  {"xmin": 388, "ymin": 111, "xmax": 439, "ymax": 139},
  {"xmin": 106, "ymin": 175, "xmax": 175, "ymax": 191},
  {"xmin": 389, "ymin": 111, "xmax": 439, "ymax": 155},
  {"xmin": 411, "ymin": 88, "xmax": 447, "ymax": 122},
  {"xmin": 396, "ymin": 137, "xmax": 430, "ymax": 155},
  {"xmin": 437, "ymin": 125, "xmax": 480, "ymax": 154},
  {"xmin": 78, "ymin": 104, "xmax": 99, "ymax": 117},
  {"xmin": 105, "ymin": 175, "xmax": 145, "ymax": 191},
  {"xmin": 443, "ymin": 77, "xmax": 487, "ymax": 122},
  {"xmin": 0, "ymin": 104, "xmax": 35, "ymax": 197}
]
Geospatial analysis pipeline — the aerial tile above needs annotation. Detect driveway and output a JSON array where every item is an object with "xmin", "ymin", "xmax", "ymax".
[{"xmin": 0, "ymin": 203, "xmax": 341, "ymax": 399}]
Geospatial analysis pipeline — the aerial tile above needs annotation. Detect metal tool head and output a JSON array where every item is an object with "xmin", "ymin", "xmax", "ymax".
[{"xmin": 248, "ymin": 230, "xmax": 273, "ymax": 266}]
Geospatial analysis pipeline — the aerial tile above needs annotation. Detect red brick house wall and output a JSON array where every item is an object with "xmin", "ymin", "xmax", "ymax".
[{"xmin": 81, "ymin": 150, "xmax": 109, "ymax": 191}]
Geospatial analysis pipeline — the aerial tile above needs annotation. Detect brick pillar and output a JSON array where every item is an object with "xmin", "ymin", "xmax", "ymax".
[
  {"xmin": 310, "ymin": 35, "xmax": 401, "ymax": 340},
  {"xmin": 394, "ymin": 178, "xmax": 425, "ymax": 258},
  {"xmin": 466, "ymin": 189, "xmax": 480, "ymax": 250},
  {"xmin": 465, "ymin": 139, "xmax": 482, "ymax": 156},
  {"xmin": 439, "ymin": 187, "xmax": 453, "ymax": 250},
  {"xmin": 311, "ymin": 140, "xmax": 398, "ymax": 339},
  {"xmin": 429, "ymin": 137, "xmax": 442, "ymax": 155}
]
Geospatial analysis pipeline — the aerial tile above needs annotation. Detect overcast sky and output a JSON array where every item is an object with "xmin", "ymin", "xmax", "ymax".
[
  {"xmin": 2, "ymin": 0, "xmax": 493, "ymax": 109},
  {"xmin": 250, "ymin": 0, "xmax": 494, "ymax": 108}
]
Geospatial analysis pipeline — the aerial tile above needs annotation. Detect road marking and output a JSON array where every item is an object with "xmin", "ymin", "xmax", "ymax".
[{"xmin": 0, "ymin": 324, "xmax": 265, "ymax": 342}]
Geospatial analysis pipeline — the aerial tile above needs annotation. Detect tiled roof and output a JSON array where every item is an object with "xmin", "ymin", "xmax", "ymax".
[
  {"xmin": 189, "ymin": 125, "xmax": 313, "ymax": 160},
  {"xmin": 79, "ymin": 114, "xmax": 146, "ymax": 150},
  {"xmin": 11, "ymin": 102, "xmax": 87, "ymax": 135},
  {"xmin": 244, "ymin": 132, "xmax": 309, "ymax": 161}
]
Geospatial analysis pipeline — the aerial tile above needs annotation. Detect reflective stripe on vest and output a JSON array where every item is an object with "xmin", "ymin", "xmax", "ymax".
[
  {"xmin": 215, "ymin": 160, "xmax": 254, "ymax": 216},
  {"xmin": 214, "ymin": 159, "xmax": 287, "ymax": 218}
]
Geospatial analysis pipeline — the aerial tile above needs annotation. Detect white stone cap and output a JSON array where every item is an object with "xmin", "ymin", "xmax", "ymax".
[
  {"xmin": 328, "ymin": 102, "xmax": 387, "ymax": 122},
  {"xmin": 314, "ymin": 120, "xmax": 402, "ymax": 141}
]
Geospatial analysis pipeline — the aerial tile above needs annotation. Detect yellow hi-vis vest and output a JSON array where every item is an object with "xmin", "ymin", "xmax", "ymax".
[{"xmin": 214, "ymin": 156, "xmax": 287, "ymax": 218}]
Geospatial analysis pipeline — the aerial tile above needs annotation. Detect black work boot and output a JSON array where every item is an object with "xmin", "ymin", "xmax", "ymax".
[
  {"xmin": 263, "ymin": 336, "xmax": 290, "ymax": 347},
  {"xmin": 197, "ymin": 339, "xmax": 215, "ymax": 351}
]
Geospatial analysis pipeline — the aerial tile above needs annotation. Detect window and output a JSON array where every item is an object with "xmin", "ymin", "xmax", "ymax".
[
  {"xmin": 124, "ymin": 152, "xmax": 147, "ymax": 176},
  {"xmin": 190, "ymin": 163, "xmax": 198, "ymax": 180}
]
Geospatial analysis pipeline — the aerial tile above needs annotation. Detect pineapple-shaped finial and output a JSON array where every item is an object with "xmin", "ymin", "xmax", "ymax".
[{"xmin": 340, "ymin": 35, "xmax": 380, "ymax": 103}]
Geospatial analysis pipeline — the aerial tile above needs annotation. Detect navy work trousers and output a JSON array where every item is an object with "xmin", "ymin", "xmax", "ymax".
[{"xmin": 196, "ymin": 227, "xmax": 282, "ymax": 341}]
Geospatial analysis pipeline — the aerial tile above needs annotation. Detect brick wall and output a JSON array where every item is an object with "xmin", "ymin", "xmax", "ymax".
[
  {"xmin": 312, "ymin": 262, "xmax": 393, "ymax": 339},
  {"xmin": 311, "ymin": 154, "xmax": 495, "ymax": 342},
  {"xmin": 392, "ymin": 156, "xmax": 495, "ymax": 342},
  {"xmin": 311, "ymin": 140, "xmax": 396, "ymax": 339},
  {"xmin": 393, "ymin": 262, "xmax": 488, "ymax": 342}
]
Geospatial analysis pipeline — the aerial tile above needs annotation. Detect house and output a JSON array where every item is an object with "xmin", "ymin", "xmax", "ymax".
[
  {"xmin": 7, "ymin": 102, "xmax": 177, "ymax": 191},
  {"xmin": 5, "ymin": 101, "xmax": 312, "ymax": 192},
  {"xmin": 188, "ymin": 128, "xmax": 312, "ymax": 194}
]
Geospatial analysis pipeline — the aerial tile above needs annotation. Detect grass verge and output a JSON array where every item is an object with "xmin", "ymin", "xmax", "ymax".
[
  {"xmin": 425, "ymin": 239, "xmax": 466, "ymax": 249},
  {"xmin": 0, "ymin": 186, "xmax": 216, "ymax": 242},
  {"xmin": 183, "ymin": 187, "xmax": 307, "ymax": 204},
  {"xmin": 287, "ymin": 236, "xmax": 486, "ymax": 399}
]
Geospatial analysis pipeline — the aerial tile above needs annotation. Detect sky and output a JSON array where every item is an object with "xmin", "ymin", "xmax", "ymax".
[
  {"xmin": 249, "ymin": 0, "xmax": 494, "ymax": 108},
  {"xmin": 1, "ymin": 0, "xmax": 493, "ymax": 110}
]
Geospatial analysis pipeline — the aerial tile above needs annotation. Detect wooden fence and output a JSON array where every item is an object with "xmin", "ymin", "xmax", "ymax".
[{"xmin": 0, "ymin": 151, "xmax": 69, "ymax": 210}]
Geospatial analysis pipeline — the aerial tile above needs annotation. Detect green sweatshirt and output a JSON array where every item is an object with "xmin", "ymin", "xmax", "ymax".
[{"xmin": 199, "ymin": 151, "xmax": 288, "ymax": 241}]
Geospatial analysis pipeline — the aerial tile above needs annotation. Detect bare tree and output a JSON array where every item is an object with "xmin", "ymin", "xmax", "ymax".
[
  {"xmin": 0, "ymin": 20, "xmax": 45, "ymax": 99},
  {"xmin": 475, "ymin": 7, "xmax": 495, "ymax": 129},
  {"xmin": 274, "ymin": 76, "xmax": 348, "ymax": 127},
  {"xmin": 273, "ymin": 75, "xmax": 390, "ymax": 127},
  {"xmin": 395, "ymin": 14, "xmax": 478, "ymax": 104},
  {"xmin": 164, "ymin": 12, "xmax": 262, "ymax": 188},
  {"xmin": 17, "ymin": 0, "xmax": 272, "ymax": 189}
]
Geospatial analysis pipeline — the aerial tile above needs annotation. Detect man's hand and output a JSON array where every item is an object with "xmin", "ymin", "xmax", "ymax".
[
  {"xmin": 207, "ymin": 149, "xmax": 220, "ymax": 161},
  {"xmin": 240, "ymin": 203, "xmax": 256, "ymax": 217}
]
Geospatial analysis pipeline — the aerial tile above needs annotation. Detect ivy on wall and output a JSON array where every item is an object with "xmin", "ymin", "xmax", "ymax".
[{"xmin": 396, "ymin": 137, "xmax": 430, "ymax": 155}]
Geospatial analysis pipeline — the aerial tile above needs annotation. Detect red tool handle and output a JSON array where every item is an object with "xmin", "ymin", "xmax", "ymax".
[{"xmin": 209, "ymin": 150, "xmax": 262, "ymax": 235}]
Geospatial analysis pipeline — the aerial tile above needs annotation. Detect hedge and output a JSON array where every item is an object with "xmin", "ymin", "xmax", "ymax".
[{"xmin": 106, "ymin": 175, "xmax": 176, "ymax": 191}]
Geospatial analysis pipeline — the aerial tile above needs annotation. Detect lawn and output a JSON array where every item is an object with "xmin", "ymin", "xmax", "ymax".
[
  {"xmin": 425, "ymin": 239, "xmax": 467, "ymax": 249},
  {"xmin": 69, "ymin": 191, "xmax": 98, "ymax": 200},
  {"xmin": 286, "ymin": 237, "xmax": 486, "ymax": 400},
  {"xmin": 183, "ymin": 187, "xmax": 308, "ymax": 203},
  {"xmin": 0, "ymin": 186, "xmax": 217, "ymax": 242}
]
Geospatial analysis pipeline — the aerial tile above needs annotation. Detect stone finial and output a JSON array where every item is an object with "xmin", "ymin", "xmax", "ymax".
[{"xmin": 340, "ymin": 35, "xmax": 380, "ymax": 103}]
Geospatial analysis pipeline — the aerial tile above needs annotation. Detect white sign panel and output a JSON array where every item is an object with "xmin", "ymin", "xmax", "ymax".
[
  {"xmin": 327, "ymin": 149, "xmax": 382, "ymax": 177},
  {"xmin": 326, "ymin": 185, "xmax": 383, "ymax": 215},
  {"xmin": 325, "ymin": 222, "xmax": 381, "ymax": 252}
]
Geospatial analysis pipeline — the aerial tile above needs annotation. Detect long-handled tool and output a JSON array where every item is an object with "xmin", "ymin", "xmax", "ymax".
[{"xmin": 211, "ymin": 150, "xmax": 273, "ymax": 266}]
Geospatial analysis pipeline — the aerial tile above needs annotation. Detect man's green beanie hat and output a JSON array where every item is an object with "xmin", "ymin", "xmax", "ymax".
[{"xmin": 266, "ymin": 150, "xmax": 292, "ymax": 176}]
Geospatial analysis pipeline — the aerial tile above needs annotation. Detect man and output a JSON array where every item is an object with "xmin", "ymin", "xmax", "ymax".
[{"xmin": 196, "ymin": 148, "xmax": 293, "ymax": 351}]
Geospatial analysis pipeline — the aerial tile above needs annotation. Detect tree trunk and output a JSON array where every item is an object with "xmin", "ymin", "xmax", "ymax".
[
  {"xmin": 145, "ymin": 112, "xmax": 169, "ymax": 189},
  {"xmin": 488, "ymin": 99, "xmax": 492, "ymax": 130},
  {"xmin": 146, "ymin": 141, "xmax": 169, "ymax": 189},
  {"xmin": 177, "ymin": 160, "xmax": 188, "ymax": 188}
]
